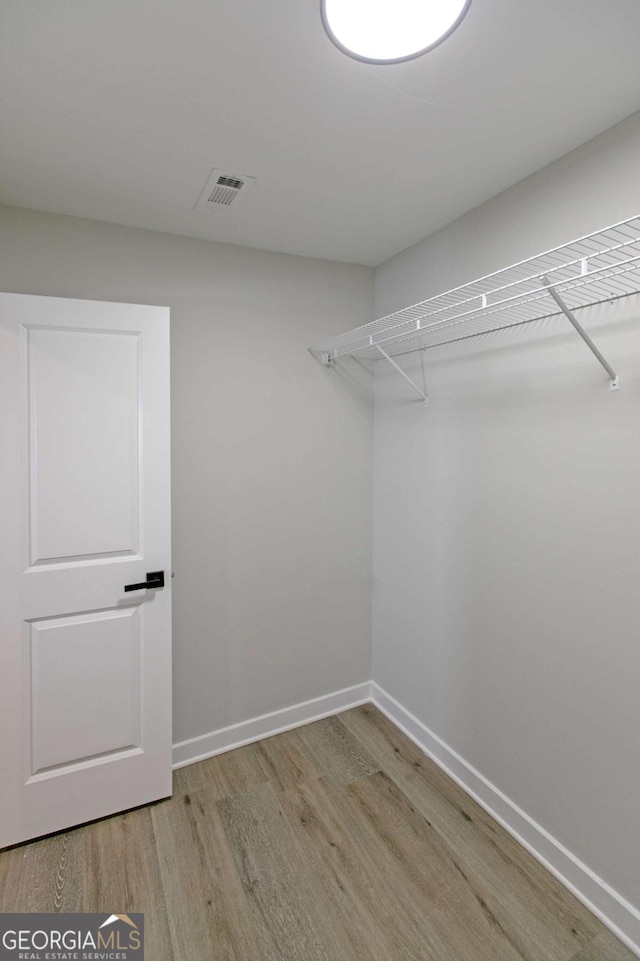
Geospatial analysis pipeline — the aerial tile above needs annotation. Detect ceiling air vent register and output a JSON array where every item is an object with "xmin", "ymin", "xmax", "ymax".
[{"xmin": 195, "ymin": 168, "xmax": 256, "ymax": 213}]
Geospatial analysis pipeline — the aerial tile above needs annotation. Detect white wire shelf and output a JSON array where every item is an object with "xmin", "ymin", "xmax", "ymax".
[{"xmin": 310, "ymin": 216, "xmax": 640, "ymax": 365}]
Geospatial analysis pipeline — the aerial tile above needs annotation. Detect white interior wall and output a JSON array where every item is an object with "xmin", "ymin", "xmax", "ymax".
[
  {"xmin": 0, "ymin": 205, "xmax": 374, "ymax": 747},
  {"xmin": 372, "ymin": 109, "xmax": 640, "ymax": 931}
]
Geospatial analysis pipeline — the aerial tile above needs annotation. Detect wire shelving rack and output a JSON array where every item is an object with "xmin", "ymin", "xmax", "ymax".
[{"xmin": 309, "ymin": 216, "xmax": 640, "ymax": 403}]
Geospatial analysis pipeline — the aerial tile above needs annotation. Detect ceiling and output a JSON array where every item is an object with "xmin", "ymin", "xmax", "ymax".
[{"xmin": 2, "ymin": 0, "xmax": 640, "ymax": 267}]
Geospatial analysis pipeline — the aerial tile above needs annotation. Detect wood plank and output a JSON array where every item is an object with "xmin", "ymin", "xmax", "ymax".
[
  {"xmin": 569, "ymin": 931, "xmax": 639, "ymax": 961},
  {"xmin": 280, "ymin": 775, "xmax": 441, "ymax": 961},
  {"xmin": 218, "ymin": 781, "xmax": 353, "ymax": 961},
  {"xmin": 0, "ymin": 831, "xmax": 84, "ymax": 913},
  {"xmin": 173, "ymin": 740, "xmax": 271, "ymax": 799},
  {"xmin": 341, "ymin": 705, "xmax": 602, "ymax": 961},
  {"xmin": 151, "ymin": 789, "xmax": 267, "ymax": 961},
  {"xmin": 253, "ymin": 728, "xmax": 322, "ymax": 792},
  {"xmin": 291, "ymin": 773, "xmax": 526, "ymax": 961},
  {"xmin": 83, "ymin": 806, "xmax": 174, "ymax": 961},
  {"xmin": 296, "ymin": 715, "xmax": 380, "ymax": 784},
  {"xmin": 173, "ymin": 727, "xmax": 322, "ymax": 800}
]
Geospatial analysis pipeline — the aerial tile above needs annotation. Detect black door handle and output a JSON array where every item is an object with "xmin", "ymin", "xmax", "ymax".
[{"xmin": 124, "ymin": 571, "xmax": 165, "ymax": 592}]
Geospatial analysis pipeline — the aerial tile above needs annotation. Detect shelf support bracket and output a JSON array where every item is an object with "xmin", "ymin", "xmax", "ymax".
[
  {"xmin": 375, "ymin": 344, "xmax": 429, "ymax": 405},
  {"xmin": 541, "ymin": 276, "xmax": 619, "ymax": 390}
]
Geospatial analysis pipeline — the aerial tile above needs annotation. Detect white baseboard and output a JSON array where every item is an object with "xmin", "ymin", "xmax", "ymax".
[
  {"xmin": 172, "ymin": 681, "xmax": 372, "ymax": 769},
  {"xmin": 371, "ymin": 682, "xmax": 640, "ymax": 959}
]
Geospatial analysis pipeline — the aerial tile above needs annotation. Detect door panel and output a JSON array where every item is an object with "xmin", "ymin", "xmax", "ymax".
[
  {"xmin": 28, "ymin": 607, "xmax": 141, "ymax": 775},
  {"xmin": 0, "ymin": 293, "xmax": 172, "ymax": 847},
  {"xmin": 27, "ymin": 327, "xmax": 141, "ymax": 564}
]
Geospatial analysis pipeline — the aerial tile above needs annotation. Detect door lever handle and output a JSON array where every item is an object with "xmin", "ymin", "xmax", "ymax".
[{"xmin": 124, "ymin": 571, "xmax": 165, "ymax": 592}]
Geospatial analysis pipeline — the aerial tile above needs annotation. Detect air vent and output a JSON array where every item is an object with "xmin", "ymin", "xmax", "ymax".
[{"xmin": 195, "ymin": 168, "xmax": 256, "ymax": 213}]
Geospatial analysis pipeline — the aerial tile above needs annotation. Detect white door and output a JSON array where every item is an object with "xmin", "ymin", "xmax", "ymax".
[{"xmin": 0, "ymin": 293, "xmax": 172, "ymax": 847}]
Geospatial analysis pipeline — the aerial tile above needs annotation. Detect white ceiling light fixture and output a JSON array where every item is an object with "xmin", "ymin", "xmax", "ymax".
[{"xmin": 321, "ymin": 0, "xmax": 472, "ymax": 64}]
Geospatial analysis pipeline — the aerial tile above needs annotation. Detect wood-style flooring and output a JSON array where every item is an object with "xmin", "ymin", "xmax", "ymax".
[{"xmin": 0, "ymin": 705, "xmax": 635, "ymax": 961}]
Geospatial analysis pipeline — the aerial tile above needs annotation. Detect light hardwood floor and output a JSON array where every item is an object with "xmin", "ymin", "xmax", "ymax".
[{"xmin": 0, "ymin": 705, "xmax": 635, "ymax": 961}]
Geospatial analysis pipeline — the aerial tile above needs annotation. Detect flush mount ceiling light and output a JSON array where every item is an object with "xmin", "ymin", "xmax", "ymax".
[{"xmin": 321, "ymin": 0, "xmax": 472, "ymax": 64}]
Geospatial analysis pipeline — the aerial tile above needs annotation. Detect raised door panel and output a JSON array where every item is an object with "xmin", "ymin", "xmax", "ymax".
[
  {"xmin": 27, "ymin": 326, "xmax": 141, "ymax": 566},
  {"xmin": 28, "ymin": 607, "xmax": 142, "ymax": 777}
]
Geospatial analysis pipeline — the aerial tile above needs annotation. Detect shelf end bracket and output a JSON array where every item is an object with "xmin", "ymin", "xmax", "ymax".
[
  {"xmin": 541, "ymin": 276, "xmax": 619, "ymax": 390},
  {"xmin": 375, "ymin": 344, "xmax": 429, "ymax": 406}
]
